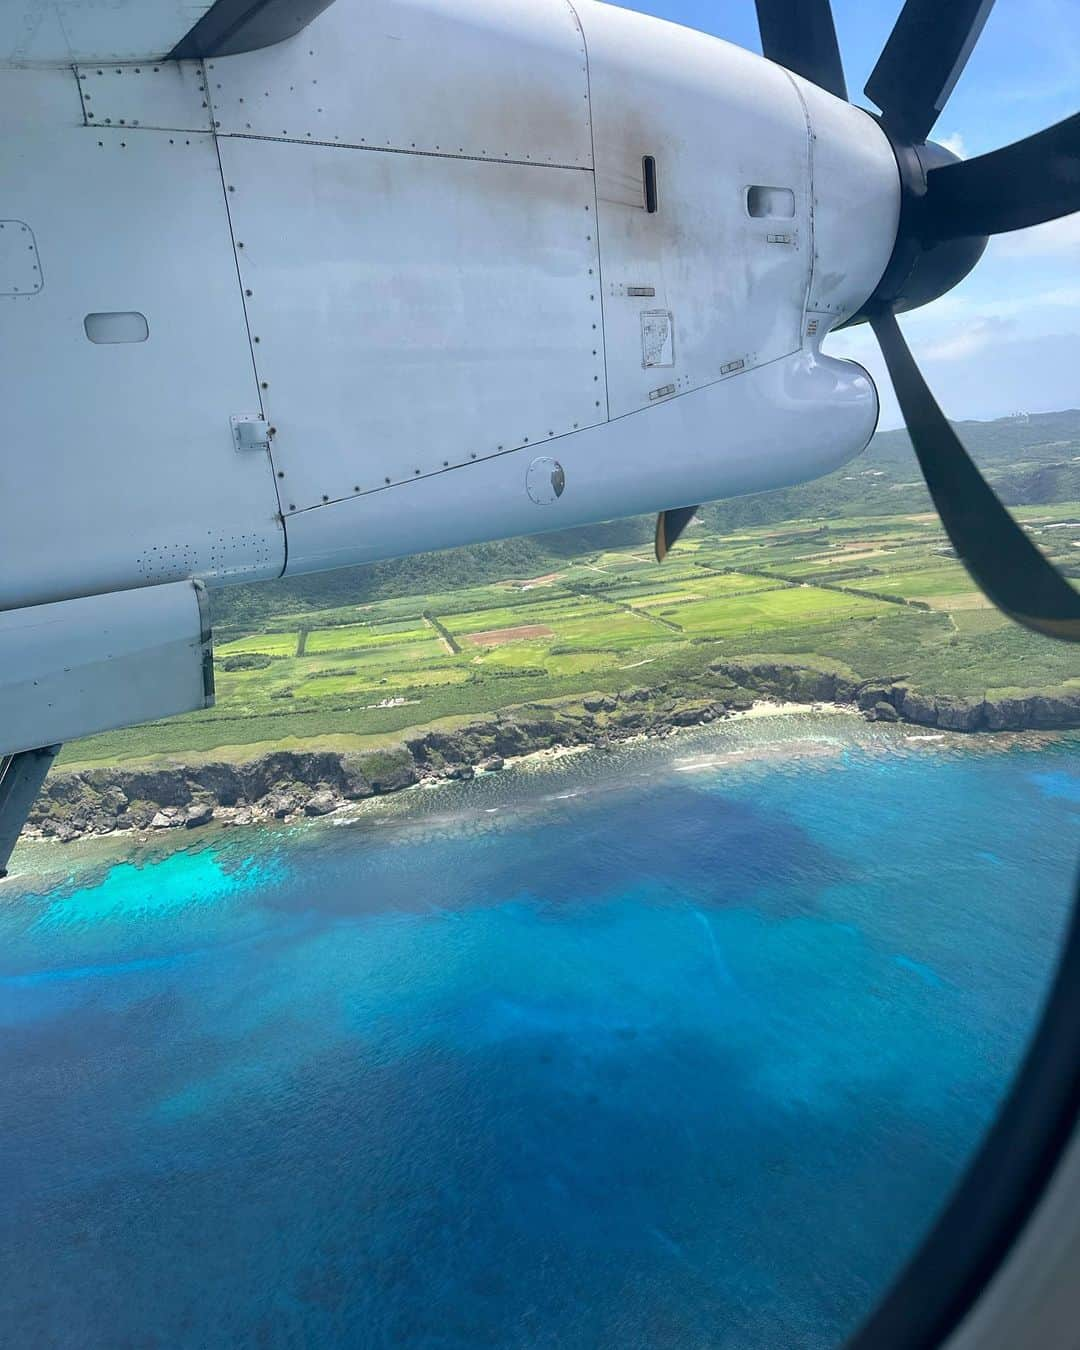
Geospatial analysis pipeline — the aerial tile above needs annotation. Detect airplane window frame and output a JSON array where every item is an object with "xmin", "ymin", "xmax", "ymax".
[{"xmin": 847, "ymin": 874, "xmax": 1080, "ymax": 1348}]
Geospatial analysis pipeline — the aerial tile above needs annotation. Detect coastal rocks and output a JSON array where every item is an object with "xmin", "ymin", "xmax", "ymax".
[
  {"xmin": 983, "ymin": 698, "xmax": 1028, "ymax": 732},
  {"xmin": 855, "ymin": 682, "xmax": 905, "ymax": 712},
  {"xmin": 897, "ymin": 688, "xmax": 938, "ymax": 726},
  {"xmin": 99, "ymin": 785, "xmax": 130, "ymax": 815},
  {"xmin": 480, "ymin": 720, "xmax": 527, "ymax": 757},
  {"xmin": 339, "ymin": 756, "xmax": 375, "ymax": 800},
  {"xmin": 617, "ymin": 687, "xmax": 652, "ymax": 704},
  {"xmin": 895, "ymin": 687, "xmax": 992, "ymax": 732},
  {"xmin": 184, "ymin": 801, "xmax": 215, "ymax": 828},
  {"xmin": 360, "ymin": 750, "xmax": 419, "ymax": 794},
  {"xmin": 263, "ymin": 790, "xmax": 301, "ymax": 819},
  {"xmin": 113, "ymin": 768, "xmax": 193, "ymax": 810},
  {"xmin": 23, "ymin": 693, "xmax": 691, "ymax": 844},
  {"xmin": 21, "ymin": 662, "xmax": 1080, "ymax": 848},
  {"xmin": 882, "ymin": 681, "xmax": 1080, "ymax": 733},
  {"xmin": 667, "ymin": 698, "xmax": 721, "ymax": 726},
  {"xmin": 404, "ymin": 728, "xmax": 495, "ymax": 772},
  {"xmin": 711, "ymin": 658, "xmax": 1080, "ymax": 736},
  {"xmin": 188, "ymin": 762, "xmax": 245, "ymax": 807},
  {"xmin": 117, "ymin": 804, "xmax": 156, "ymax": 831},
  {"xmin": 983, "ymin": 691, "xmax": 1080, "ymax": 732},
  {"xmin": 935, "ymin": 698, "xmax": 986, "ymax": 733},
  {"xmin": 303, "ymin": 790, "xmax": 339, "ymax": 817},
  {"xmin": 710, "ymin": 659, "xmax": 857, "ymax": 705},
  {"xmin": 237, "ymin": 752, "xmax": 348, "ymax": 802}
]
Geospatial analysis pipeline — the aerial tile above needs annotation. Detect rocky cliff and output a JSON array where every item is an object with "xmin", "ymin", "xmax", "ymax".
[
  {"xmin": 23, "ymin": 684, "xmax": 750, "ymax": 843},
  {"xmin": 20, "ymin": 664, "xmax": 1080, "ymax": 844},
  {"xmin": 715, "ymin": 660, "xmax": 1080, "ymax": 733}
]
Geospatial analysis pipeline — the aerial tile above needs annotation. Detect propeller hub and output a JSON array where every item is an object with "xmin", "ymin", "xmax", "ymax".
[
  {"xmin": 756, "ymin": 0, "xmax": 1080, "ymax": 643},
  {"xmin": 847, "ymin": 133, "xmax": 988, "ymax": 325}
]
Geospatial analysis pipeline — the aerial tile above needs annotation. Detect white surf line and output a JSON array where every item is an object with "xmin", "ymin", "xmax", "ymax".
[{"xmin": 673, "ymin": 750, "xmax": 748, "ymax": 771}]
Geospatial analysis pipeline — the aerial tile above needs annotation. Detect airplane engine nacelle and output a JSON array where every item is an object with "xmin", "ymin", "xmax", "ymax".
[{"xmin": 0, "ymin": 0, "xmax": 900, "ymax": 613}]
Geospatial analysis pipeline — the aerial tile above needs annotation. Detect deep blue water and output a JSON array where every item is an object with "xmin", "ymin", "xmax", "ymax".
[{"xmin": 1, "ymin": 717, "xmax": 1077, "ymax": 1349}]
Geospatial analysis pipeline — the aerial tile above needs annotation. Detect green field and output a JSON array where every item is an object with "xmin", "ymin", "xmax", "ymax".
[{"xmin": 59, "ymin": 496, "xmax": 1080, "ymax": 770}]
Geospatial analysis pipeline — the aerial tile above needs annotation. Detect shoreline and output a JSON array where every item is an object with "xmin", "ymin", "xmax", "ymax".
[
  {"xmin": 15, "ymin": 658, "xmax": 1080, "ymax": 851},
  {"xmin": 19, "ymin": 697, "xmax": 836, "ymax": 852}
]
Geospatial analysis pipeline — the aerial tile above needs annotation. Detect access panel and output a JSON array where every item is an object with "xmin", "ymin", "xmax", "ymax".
[
  {"xmin": 208, "ymin": 0, "xmax": 592, "ymax": 170},
  {"xmin": 0, "ymin": 69, "xmax": 283, "ymax": 611},
  {"xmin": 584, "ymin": 4, "xmax": 813, "ymax": 418},
  {"xmin": 219, "ymin": 137, "xmax": 606, "ymax": 514}
]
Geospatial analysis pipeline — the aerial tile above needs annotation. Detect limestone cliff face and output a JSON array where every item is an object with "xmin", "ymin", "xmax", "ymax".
[
  {"xmin": 23, "ymin": 693, "xmax": 734, "ymax": 843},
  {"xmin": 709, "ymin": 661, "xmax": 860, "ymax": 706},
  {"xmin": 712, "ymin": 660, "xmax": 1080, "ymax": 734},
  {"xmin": 20, "ymin": 666, "xmax": 1080, "ymax": 844}
]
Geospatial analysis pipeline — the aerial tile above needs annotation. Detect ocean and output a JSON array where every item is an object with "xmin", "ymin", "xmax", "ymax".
[{"xmin": 1, "ymin": 714, "xmax": 1076, "ymax": 1349}]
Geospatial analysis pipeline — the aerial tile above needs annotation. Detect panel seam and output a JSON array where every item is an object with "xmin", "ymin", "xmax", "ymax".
[
  {"xmin": 287, "ymin": 345, "xmax": 807, "ymax": 516},
  {"xmin": 564, "ymin": 0, "xmax": 611, "ymax": 423},
  {"xmin": 71, "ymin": 63, "xmax": 90, "ymax": 125},
  {"xmin": 213, "ymin": 131, "xmax": 592, "ymax": 173},
  {"xmin": 779, "ymin": 68, "xmax": 816, "ymax": 343},
  {"xmin": 208, "ymin": 76, "xmax": 289, "ymax": 578}
]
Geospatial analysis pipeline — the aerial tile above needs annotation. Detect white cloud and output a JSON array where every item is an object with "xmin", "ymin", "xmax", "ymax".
[
  {"xmin": 988, "ymin": 284, "xmax": 1080, "ymax": 318},
  {"xmin": 919, "ymin": 330, "xmax": 1080, "ymax": 421},
  {"xmin": 912, "ymin": 285, "xmax": 1080, "ymax": 326},
  {"xmin": 992, "ymin": 214, "xmax": 1080, "ymax": 258},
  {"xmin": 826, "ymin": 327, "xmax": 1080, "ymax": 431},
  {"xmin": 937, "ymin": 132, "xmax": 967, "ymax": 158},
  {"xmin": 920, "ymin": 317, "xmax": 1017, "ymax": 362}
]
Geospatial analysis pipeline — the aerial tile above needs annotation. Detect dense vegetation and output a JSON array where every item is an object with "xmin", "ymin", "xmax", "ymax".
[{"xmin": 59, "ymin": 410, "xmax": 1080, "ymax": 769}]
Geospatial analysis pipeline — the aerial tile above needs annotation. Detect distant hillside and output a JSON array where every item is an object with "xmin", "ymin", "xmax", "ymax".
[
  {"xmin": 211, "ymin": 408, "xmax": 1080, "ymax": 632},
  {"xmin": 699, "ymin": 407, "xmax": 1080, "ymax": 531}
]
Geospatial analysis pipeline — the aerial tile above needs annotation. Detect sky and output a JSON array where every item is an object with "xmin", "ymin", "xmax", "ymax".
[{"xmin": 617, "ymin": 0, "xmax": 1080, "ymax": 428}]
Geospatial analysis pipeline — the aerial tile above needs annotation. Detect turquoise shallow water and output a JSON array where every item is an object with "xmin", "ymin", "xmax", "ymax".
[{"xmin": 0, "ymin": 716, "xmax": 1076, "ymax": 1348}]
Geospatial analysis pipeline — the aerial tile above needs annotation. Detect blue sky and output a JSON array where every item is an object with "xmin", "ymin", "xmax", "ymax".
[{"xmin": 618, "ymin": 0, "xmax": 1080, "ymax": 428}]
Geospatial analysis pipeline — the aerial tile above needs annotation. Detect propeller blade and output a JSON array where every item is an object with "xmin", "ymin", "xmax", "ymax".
[
  {"xmin": 754, "ymin": 0, "xmax": 847, "ymax": 101},
  {"xmin": 921, "ymin": 112, "xmax": 1080, "ymax": 240},
  {"xmin": 865, "ymin": 0, "xmax": 995, "ymax": 143},
  {"xmin": 869, "ymin": 309, "xmax": 1080, "ymax": 642},
  {"xmin": 655, "ymin": 506, "xmax": 699, "ymax": 563}
]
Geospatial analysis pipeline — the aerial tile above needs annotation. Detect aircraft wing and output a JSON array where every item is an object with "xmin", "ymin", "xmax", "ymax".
[{"xmin": 0, "ymin": 0, "xmax": 336, "ymax": 65}]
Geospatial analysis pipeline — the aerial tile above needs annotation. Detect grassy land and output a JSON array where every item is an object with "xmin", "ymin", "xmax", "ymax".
[{"xmin": 59, "ymin": 498, "xmax": 1080, "ymax": 770}]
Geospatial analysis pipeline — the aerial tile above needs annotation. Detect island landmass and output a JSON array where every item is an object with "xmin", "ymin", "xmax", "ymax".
[{"xmin": 20, "ymin": 409, "xmax": 1080, "ymax": 845}]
